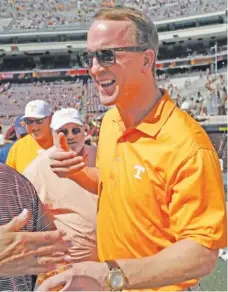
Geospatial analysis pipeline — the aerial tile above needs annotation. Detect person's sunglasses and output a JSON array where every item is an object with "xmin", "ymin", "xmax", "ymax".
[
  {"xmin": 24, "ymin": 118, "xmax": 46, "ymax": 125},
  {"xmin": 57, "ymin": 127, "xmax": 81, "ymax": 137},
  {"xmin": 78, "ymin": 46, "xmax": 146, "ymax": 68}
]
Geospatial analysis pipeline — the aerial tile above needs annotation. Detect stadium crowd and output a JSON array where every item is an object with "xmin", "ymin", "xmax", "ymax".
[
  {"xmin": 0, "ymin": 71, "xmax": 227, "ymax": 126},
  {"xmin": 0, "ymin": 0, "xmax": 226, "ymax": 32}
]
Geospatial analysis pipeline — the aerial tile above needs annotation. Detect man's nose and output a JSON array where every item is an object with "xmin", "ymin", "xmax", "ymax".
[{"xmin": 90, "ymin": 57, "xmax": 106, "ymax": 76}]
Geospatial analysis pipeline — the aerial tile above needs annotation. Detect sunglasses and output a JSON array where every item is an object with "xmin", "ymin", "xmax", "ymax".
[
  {"xmin": 57, "ymin": 127, "xmax": 81, "ymax": 137},
  {"xmin": 24, "ymin": 118, "xmax": 46, "ymax": 125},
  {"xmin": 78, "ymin": 46, "xmax": 146, "ymax": 68}
]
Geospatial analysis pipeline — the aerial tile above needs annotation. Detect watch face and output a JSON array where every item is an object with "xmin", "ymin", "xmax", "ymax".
[{"xmin": 110, "ymin": 271, "xmax": 124, "ymax": 289}]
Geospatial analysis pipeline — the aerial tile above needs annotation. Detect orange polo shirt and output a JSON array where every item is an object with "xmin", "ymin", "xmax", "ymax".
[
  {"xmin": 96, "ymin": 91, "xmax": 227, "ymax": 291},
  {"xmin": 6, "ymin": 134, "xmax": 42, "ymax": 173}
]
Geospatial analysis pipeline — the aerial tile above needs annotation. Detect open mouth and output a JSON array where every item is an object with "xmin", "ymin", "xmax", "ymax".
[
  {"xmin": 32, "ymin": 129, "xmax": 40, "ymax": 134},
  {"xmin": 100, "ymin": 80, "xmax": 115, "ymax": 88},
  {"xmin": 68, "ymin": 141, "xmax": 76, "ymax": 145}
]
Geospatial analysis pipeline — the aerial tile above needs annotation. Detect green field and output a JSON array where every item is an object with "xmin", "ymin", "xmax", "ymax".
[{"xmin": 200, "ymin": 258, "xmax": 227, "ymax": 291}]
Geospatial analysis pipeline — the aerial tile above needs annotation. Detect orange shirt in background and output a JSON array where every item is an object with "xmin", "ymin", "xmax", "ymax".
[
  {"xmin": 6, "ymin": 134, "xmax": 42, "ymax": 173},
  {"xmin": 96, "ymin": 91, "xmax": 227, "ymax": 291}
]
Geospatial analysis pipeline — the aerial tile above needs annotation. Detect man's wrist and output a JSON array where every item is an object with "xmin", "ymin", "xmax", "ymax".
[
  {"xmin": 100, "ymin": 262, "xmax": 110, "ymax": 290},
  {"xmin": 68, "ymin": 167, "xmax": 85, "ymax": 180}
]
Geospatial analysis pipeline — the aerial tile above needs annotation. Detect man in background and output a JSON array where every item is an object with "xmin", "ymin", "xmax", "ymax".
[
  {"xmin": 6, "ymin": 100, "xmax": 53, "ymax": 173},
  {"xmin": 0, "ymin": 116, "xmax": 27, "ymax": 163},
  {"xmin": 24, "ymin": 108, "xmax": 98, "ymax": 263}
]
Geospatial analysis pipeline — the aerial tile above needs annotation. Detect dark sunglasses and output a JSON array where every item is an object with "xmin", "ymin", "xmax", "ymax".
[
  {"xmin": 57, "ymin": 127, "xmax": 81, "ymax": 137},
  {"xmin": 24, "ymin": 118, "xmax": 46, "ymax": 125},
  {"xmin": 78, "ymin": 46, "xmax": 146, "ymax": 68}
]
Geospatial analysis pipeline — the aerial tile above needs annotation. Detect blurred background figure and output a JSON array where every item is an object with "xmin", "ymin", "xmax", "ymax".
[
  {"xmin": 6, "ymin": 100, "xmax": 53, "ymax": 173},
  {"xmin": 0, "ymin": 116, "xmax": 27, "ymax": 163},
  {"xmin": 24, "ymin": 108, "xmax": 98, "ymax": 263}
]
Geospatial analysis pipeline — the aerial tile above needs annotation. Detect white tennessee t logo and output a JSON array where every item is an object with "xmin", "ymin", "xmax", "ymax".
[{"xmin": 134, "ymin": 165, "xmax": 145, "ymax": 180}]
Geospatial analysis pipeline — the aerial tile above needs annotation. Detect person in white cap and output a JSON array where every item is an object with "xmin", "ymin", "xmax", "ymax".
[
  {"xmin": 23, "ymin": 108, "xmax": 98, "ymax": 264},
  {"xmin": 6, "ymin": 100, "xmax": 53, "ymax": 173},
  {"xmin": 50, "ymin": 108, "xmax": 86, "ymax": 155}
]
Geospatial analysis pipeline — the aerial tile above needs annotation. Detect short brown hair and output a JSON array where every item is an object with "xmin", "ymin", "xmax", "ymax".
[{"xmin": 93, "ymin": 6, "xmax": 159, "ymax": 75}]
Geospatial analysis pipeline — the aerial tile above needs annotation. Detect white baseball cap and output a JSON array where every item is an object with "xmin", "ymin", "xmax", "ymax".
[
  {"xmin": 23, "ymin": 100, "xmax": 52, "ymax": 119},
  {"xmin": 51, "ymin": 108, "xmax": 83, "ymax": 131}
]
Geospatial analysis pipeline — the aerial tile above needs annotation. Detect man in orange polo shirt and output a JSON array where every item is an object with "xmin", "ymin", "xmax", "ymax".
[{"xmin": 42, "ymin": 6, "xmax": 227, "ymax": 292}]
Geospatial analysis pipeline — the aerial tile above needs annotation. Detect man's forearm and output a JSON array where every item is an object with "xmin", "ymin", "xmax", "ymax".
[
  {"xmin": 116, "ymin": 239, "xmax": 218, "ymax": 289},
  {"xmin": 69, "ymin": 167, "xmax": 99, "ymax": 194}
]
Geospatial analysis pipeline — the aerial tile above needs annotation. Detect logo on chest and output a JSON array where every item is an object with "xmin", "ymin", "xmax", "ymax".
[{"xmin": 134, "ymin": 164, "xmax": 145, "ymax": 180}]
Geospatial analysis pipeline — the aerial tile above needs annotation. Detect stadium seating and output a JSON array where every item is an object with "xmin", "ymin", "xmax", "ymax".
[{"xmin": 0, "ymin": 0, "xmax": 226, "ymax": 33}]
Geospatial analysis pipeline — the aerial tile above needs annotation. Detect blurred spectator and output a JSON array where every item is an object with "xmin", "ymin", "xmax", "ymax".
[
  {"xmin": 0, "ymin": 116, "xmax": 27, "ymax": 164},
  {"xmin": 0, "ymin": 0, "xmax": 226, "ymax": 33},
  {"xmin": 6, "ymin": 100, "xmax": 53, "ymax": 173},
  {"xmin": 24, "ymin": 108, "xmax": 98, "ymax": 262},
  {"xmin": 0, "ymin": 125, "xmax": 3, "ymax": 146}
]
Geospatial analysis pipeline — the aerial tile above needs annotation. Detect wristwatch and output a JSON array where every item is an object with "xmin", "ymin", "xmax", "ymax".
[{"xmin": 105, "ymin": 260, "xmax": 126, "ymax": 291}]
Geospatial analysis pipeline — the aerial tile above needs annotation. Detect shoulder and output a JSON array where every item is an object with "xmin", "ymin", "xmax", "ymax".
[
  {"xmin": 165, "ymin": 107, "xmax": 214, "ymax": 152},
  {"xmin": 9, "ymin": 134, "xmax": 31, "ymax": 149},
  {"xmin": 23, "ymin": 149, "xmax": 50, "ymax": 176},
  {"xmin": 161, "ymin": 107, "xmax": 218, "ymax": 178},
  {"xmin": 0, "ymin": 162, "xmax": 36, "ymax": 194}
]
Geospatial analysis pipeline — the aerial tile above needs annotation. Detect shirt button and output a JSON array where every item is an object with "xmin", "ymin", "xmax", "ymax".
[{"xmin": 116, "ymin": 157, "xmax": 120, "ymax": 162}]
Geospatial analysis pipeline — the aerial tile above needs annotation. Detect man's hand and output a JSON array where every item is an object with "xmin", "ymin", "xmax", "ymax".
[
  {"xmin": 36, "ymin": 261, "xmax": 109, "ymax": 291},
  {"xmin": 49, "ymin": 133, "xmax": 86, "ymax": 178},
  {"xmin": 0, "ymin": 209, "xmax": 72, "ymax": 277}
]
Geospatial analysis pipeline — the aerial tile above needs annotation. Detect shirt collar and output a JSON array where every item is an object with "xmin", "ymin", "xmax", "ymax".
[{"xmin": 113, "ymin": 90, "xmax": 176, "ymax": 139}]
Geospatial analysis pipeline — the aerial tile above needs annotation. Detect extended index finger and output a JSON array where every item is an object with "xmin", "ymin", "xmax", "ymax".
[{"xmin": 18, "ymin": 230, "xmax": 65, "ymax": 244}]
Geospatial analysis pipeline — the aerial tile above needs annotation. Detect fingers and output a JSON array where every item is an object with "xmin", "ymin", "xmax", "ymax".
[
  {"xmin": 50, "ymin": 156, "xmax": 85, "ymax": 168},
  {"xmin": 22, "ymin": 230, "xmax": 66, "ymax": 245},
  {"xmin": 1, "ymin": 209, "xmax": 30, "ymax": 233},
  {"xmin": 34, "ymin": 242, "xmax": 72, "ymax": 257},
  {"xmin": 59, "ymin": 133, "xmax": 70, "ymax": 151},
  {"xmin": 51, "ymin": 159, "xmax": 85, "ymax": 178},
  {"xmin": 52, "ymin": 161, "xmax": 85, "ymax": 173},
  {"xmin": 36, "ymin": 254, "xmax": 72, "ymax": 266},
  {"xmin": 36, "ymin": 269, "xmax": 72, "ymax": 291},
  {"xmin": 49, "ymin": 151, "xmax": 78, "ymax": 162}
]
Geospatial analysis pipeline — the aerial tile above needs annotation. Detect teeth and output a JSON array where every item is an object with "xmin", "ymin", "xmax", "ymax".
[{"xmin": 100, "ymin": 80, "xmax": 114, "ymax": 85}]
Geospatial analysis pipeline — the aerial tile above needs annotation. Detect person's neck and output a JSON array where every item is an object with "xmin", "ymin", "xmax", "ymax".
[
  {"xmin": 117, "ymin": 82, "xmax": 162, "ymax": 129},
  {"xmin": 37, "ymin": 136, "xmax": 53, "ymax": 150}
]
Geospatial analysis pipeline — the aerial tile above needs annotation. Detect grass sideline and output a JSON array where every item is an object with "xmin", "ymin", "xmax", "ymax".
[{"xmin": 200, "ymin": 258, "xmax": 227, "ymax": 291}]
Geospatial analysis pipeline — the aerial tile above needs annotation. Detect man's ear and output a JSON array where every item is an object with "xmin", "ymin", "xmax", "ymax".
[{"xmin": 142, "ymin": 49, "xmax": 155, "ymax": 73}]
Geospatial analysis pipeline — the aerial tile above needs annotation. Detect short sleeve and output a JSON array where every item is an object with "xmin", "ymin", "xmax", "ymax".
[{"xmin": 169, "ymin": 148, "xmax": 227, "ymax": 249}]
